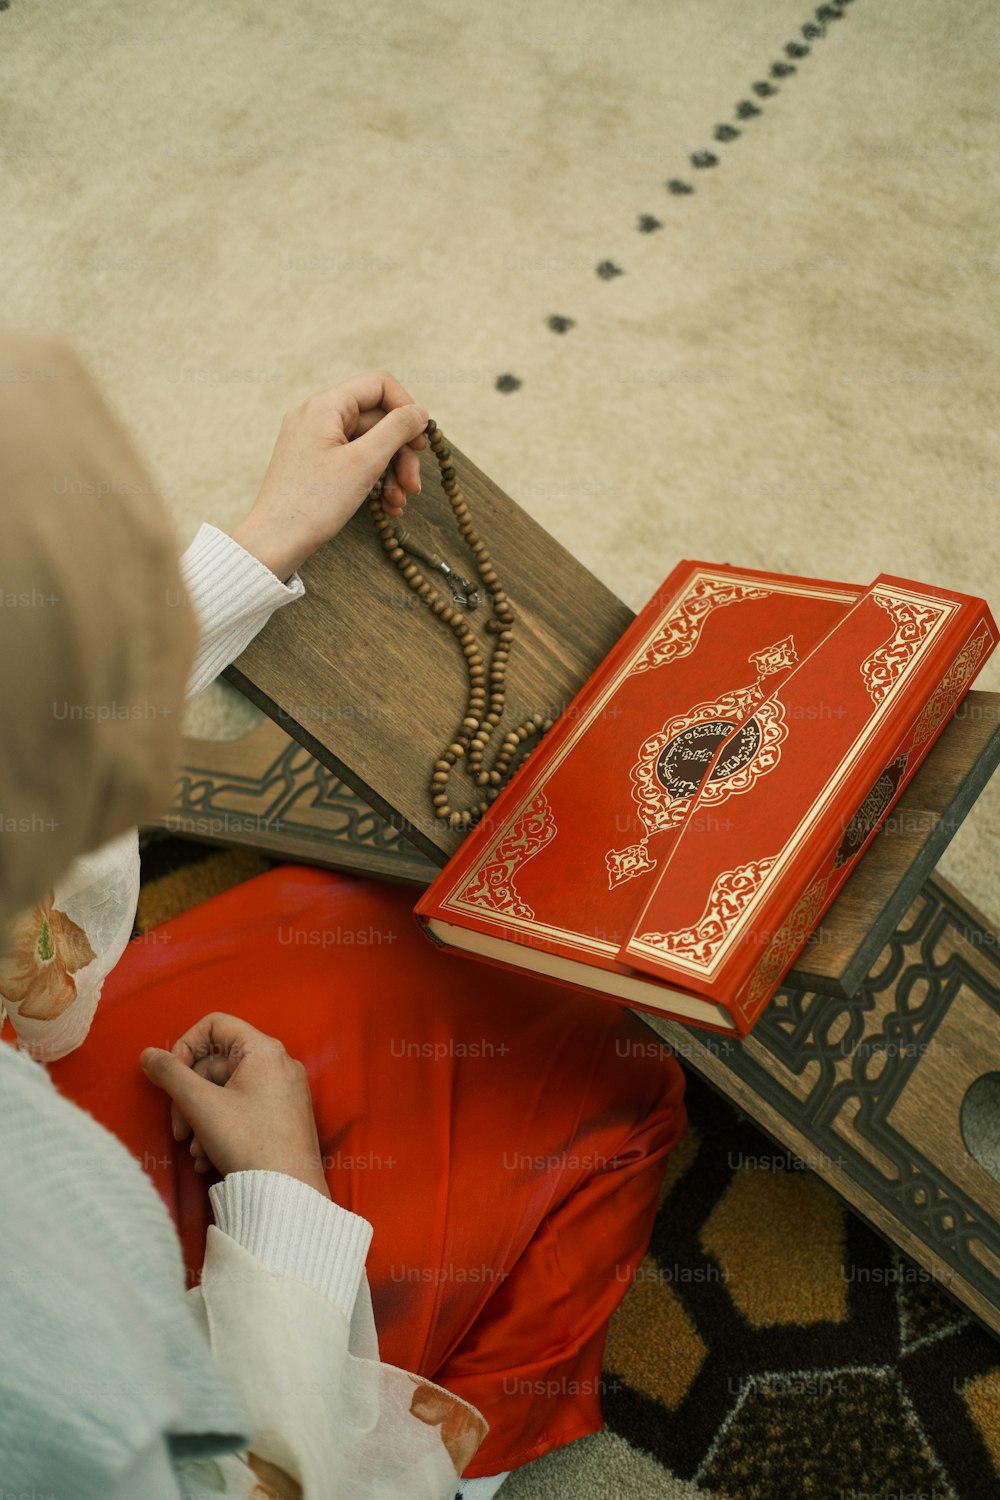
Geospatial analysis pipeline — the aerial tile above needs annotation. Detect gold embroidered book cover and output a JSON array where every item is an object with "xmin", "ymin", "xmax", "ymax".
[{"xmin": 414, "ymin": 562, "xmax": 996, "ymax": 1036}]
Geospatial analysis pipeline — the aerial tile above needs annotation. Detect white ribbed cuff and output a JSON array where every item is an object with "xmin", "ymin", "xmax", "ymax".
[
  {"xmin": 209, "ymin": 1170, "xmax": 373, "ymax": 1320},
  {"xmin": 179, "ymin": 522, "xmax": 305, "ymax": 700}
]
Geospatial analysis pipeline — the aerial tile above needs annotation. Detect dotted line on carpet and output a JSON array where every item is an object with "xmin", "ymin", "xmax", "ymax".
[{"xmin": 494, "ymin": 0, "xmax": 858, "ymax": 393}]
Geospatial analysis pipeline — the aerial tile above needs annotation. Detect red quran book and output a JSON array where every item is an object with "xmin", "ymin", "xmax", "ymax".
[{"xmin": 414, "ymin": 563, "xmax": 996, "ymax": 1036}]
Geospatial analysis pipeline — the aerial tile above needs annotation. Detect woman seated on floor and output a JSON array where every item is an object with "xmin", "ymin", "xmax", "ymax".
[{"xmin": 0, "ymin": 330, "xmax": 687, "ymax": 1500}]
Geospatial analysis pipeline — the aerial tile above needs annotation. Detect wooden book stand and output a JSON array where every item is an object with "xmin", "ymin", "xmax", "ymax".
[{"xmin": 158, "ymin": 435, "xmax": 1000, "ymax": 1338}]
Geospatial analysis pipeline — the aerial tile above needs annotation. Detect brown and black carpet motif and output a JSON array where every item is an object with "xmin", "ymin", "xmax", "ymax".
[{"xmin": 603, "ymin": 1064, "xmax": 1000, "ymax": 1500}]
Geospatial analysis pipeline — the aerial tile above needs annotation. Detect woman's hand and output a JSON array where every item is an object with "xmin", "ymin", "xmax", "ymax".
[
  {"xmin": 229, "ymin": 368, "xmax": 429, "ymax": 583},
  {"xmin": 140, "ymin": 1013, "xmax": 331, "ymax": 1199}
]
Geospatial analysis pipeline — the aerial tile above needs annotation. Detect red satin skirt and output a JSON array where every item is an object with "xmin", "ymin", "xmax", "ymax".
[{"xmin": 44, "ymin": 864, "xmax": 686, "ymax": 1478}]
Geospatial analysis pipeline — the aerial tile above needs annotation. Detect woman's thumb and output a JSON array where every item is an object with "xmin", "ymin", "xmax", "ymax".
[
  {"xmin": 140, "ymin": 1045, "xmax": 210, "ymax": 1117},
  {"xmin": 354, "ymin": 403, "xmax": 428, "ymax": 475}
]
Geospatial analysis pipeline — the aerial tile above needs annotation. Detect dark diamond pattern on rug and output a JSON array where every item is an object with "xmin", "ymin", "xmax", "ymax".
[
  {"xmin": 701, "ymin": 1369, "xmax": 947, "ymax": 1497},
  {"xmin": 601, "ymin": 1067, "xmax": 1000, "ymax": 1499}
]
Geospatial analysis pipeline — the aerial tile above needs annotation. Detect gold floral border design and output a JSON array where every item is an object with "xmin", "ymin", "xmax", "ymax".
[
  {"xmin": 742, "ymin": 867, "xmax": 832, "ymax": 1016},
  {"xmin": 628, "ymin": 578, "xmax": 772, "ymax": 676},
  {"xmin": 861, "ymin": 591, "xmax": 948, "ymax": 706},
  {"xmin": 908, "ymin": 622, "xmax": 995, "ymax": 752},
  {"xmin": 633, "ymin": 857, "xmax": 777, "ymax": 967},
  {"xmin": 457, "ymin": 790, "xmax": 557, "ymax": 919}
]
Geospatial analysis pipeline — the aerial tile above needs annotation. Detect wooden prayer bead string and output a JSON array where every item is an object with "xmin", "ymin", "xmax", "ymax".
[{"xmin": 367, "ymin": 418, "xmax": 554, "ymax": 830}]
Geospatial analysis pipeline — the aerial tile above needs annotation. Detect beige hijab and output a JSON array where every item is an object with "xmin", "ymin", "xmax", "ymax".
[{"xmin": 0, "ymin": 330, "xmax": 197, "ymax": 943}]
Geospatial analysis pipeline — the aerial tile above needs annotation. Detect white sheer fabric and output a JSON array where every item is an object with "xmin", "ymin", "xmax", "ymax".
[{"xmin": 178, "ymin": 1231, "xmax": 485, "ymax": 1498}]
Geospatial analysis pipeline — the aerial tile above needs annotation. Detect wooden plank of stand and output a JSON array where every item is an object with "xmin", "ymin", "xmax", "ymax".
[
  {"xmin": 789, "ymin": 691, "xmax": 1000, "ymax": 996},
  {"xmin": 223, "ymin": 434, "xmax": 634, "ymax": 865},
  {"xmin": 633, "ymin": 873, "xmax": 1000, "ymax": 1340},
  {"xmin": 157, "ymin": 713, "xmax": 440, "ymax": 885}
]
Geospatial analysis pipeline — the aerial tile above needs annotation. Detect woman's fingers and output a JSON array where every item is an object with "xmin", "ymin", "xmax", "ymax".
[
  {"xmin": 170, "ymin": 1012, "xmax": 266, "ymax": 1071},
  {"xmin": 147, "ymin": 1014, "xmax": 266, "ymax": 1150},
  {"xmin": 232, "ymin": 369, "xmax": 430, "ymax": 574},
  {"xmin": 163, "ymin": 1036, "xmax": 228, "ymax": 1140},
  {"xmin": 171, "ymin": 1101, "xmax": 191, "ymax": 1143},
  {"xmin": 192, "ymin": 1053, "xmax": 233, "ymax": 1085},
  {"xmin": 349, "ymin": 405, "xmax": 429, "ymax": 466},
  {"xmin": 350, "ymin": 405, "xmax": 425, "ymax": 505},
  {"xmin": 334, "ymin": 368, "xmax": 423, "ymax": 435},
  {"xmin": 143, "ymin": 1016, "xmax": 329, "ymax": 1193}
]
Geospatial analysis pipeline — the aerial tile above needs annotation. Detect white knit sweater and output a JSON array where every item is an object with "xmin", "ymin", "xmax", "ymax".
[{"xmin": 0, "ymin": 524, "xmax": 484, "ymax": 1498}]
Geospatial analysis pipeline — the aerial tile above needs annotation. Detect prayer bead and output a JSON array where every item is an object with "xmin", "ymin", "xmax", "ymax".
[{"xmin": 374, "ymin": 417, "xmax": 552, "ymax": 826}]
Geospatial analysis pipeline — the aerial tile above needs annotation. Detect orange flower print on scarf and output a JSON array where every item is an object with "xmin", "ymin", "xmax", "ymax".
[
  {"xmin": 408, "ymin": 1378, "xmax": 485, "ymax": 1474},
  {"xmin": 0, "ymin": 889, "xmax": 95, "ymax": 1020}
]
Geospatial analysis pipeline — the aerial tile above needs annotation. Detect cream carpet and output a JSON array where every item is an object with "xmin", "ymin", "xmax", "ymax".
[{"xmin": 3, "ymin": 0, "xmax": 999, "ymax": 1491}]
